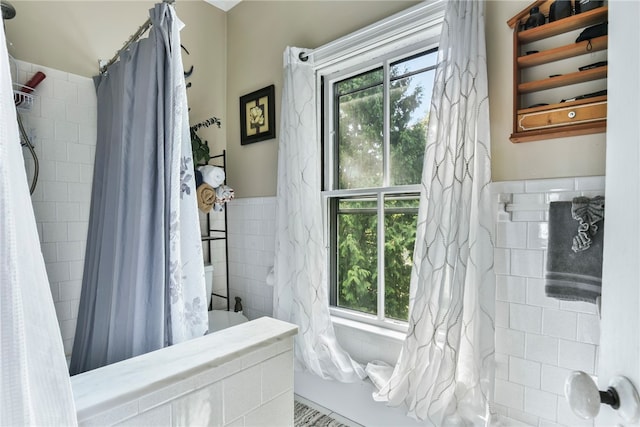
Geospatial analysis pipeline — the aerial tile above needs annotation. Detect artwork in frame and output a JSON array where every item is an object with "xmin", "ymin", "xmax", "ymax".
[{"xmin": 239, "ymin": 84, "xmax": 276, "ymax": 145}]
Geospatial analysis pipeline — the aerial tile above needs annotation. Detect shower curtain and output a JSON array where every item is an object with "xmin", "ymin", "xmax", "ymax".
[
  {"xmin": 272, "ymin": 46, "xmax": 365, "ymax": 382},
  {"xmin": 367, "ymin": 1, "xmax": 495, "ymax": 424},
  {"xmin": 0, "ymin": 22, "xmax": 77, "ymax": 425},
  {"xmin": 70, "ymin": 3, "xmax": 207, "ymax": 375}
]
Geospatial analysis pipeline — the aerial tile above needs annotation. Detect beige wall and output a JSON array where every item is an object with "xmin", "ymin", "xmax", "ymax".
[
  {"xmin": 4, "ymin": 0, "xmax": 607, "ymax": 196},
  {"xmin": 4, "ymin": 0, "xmax": 227, "ymax": 150},
  {"xmin": 226, "ymin": 0, "xmax": 419, "ymax": 198},
  {"xmin": 486, "ymin": 0, "xmax": 606, "ymax": 182}
]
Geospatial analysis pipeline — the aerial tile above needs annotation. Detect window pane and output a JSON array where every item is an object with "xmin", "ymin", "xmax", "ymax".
[
  {"xmin": 390, "ymin": 51, "xmax": 437, "ymax": 186},
  {"xmin": 384, "ymin": 195, "xmax": 419, "ymax": 321},
  {"xmin": 336, "ymin": 198, "xmax": 378, "ymax": 315},
  {"xmin": 336, "ymin": 69, "xmax": 384, "ymax": 189}
]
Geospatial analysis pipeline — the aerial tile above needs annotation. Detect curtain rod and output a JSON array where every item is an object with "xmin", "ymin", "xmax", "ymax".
[{"xmin": 99, "ymin": 0, "xmax": 175, "ymax": 75}]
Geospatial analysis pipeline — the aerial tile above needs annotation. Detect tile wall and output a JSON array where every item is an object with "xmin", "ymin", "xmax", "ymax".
[
  {"xmin": 226, "ymin": 197, "xmax": 276, "ymax": 320},
  {"xmin": 492, "ymin": 176, "xmax": 604, "ymax": 427},
  {"xmin": 15, "ymin": 59, "xmax": 97, "ymax": 358}
]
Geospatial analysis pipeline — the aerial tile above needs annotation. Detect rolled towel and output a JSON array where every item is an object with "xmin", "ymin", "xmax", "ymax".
[
  {"xmin": 213, "ymin": 185, "xmax": 235, "ymax": 212},
  {"xmin": 196, "ymin": 183, "xmax": 216, "ymax": 213},
  {"xmin": 198, "ymin": 165, "xmax": 225, "ymax": 188}
]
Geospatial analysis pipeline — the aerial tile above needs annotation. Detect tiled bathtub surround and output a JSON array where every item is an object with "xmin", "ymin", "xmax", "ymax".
[
  {"xmin": 14, "ymin": 60, "xmax": 97, "ymax": 358},
  {"xmin": 492, "ymin": 176, "xmax": 604, "ymax": 427},
  {"xmin": 71, "ymin": 317, "xmax": 297, "ymax": 426}
]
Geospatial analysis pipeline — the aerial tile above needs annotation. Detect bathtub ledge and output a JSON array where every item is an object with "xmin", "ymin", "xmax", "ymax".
[{"xmin": 70, "ymin": 316, "xmax": 297, "ymax": 423}]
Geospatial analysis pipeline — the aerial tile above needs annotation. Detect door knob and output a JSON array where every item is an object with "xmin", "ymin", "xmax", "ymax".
[{"xmin": 565, "ymin": 371, "xmax": 640, "ymax": 422}]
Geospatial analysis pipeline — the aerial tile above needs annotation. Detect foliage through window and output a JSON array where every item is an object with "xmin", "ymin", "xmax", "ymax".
[{"xmin": 323, "ymin": 47, "xmax": 438, "ymax": 326}]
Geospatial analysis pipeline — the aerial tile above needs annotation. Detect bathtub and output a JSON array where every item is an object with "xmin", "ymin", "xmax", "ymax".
[{"xmin": 204, "ymin": 264, "xmax": 248, "ymax": 333}]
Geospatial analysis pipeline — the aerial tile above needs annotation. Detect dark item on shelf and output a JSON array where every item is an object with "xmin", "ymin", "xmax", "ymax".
[
  {"xmin": 526, "ymin": 50, "xmax": 539, "ymax": 55},
  {"xmin": 524, "ymin": 6, "xmax": 546, "ymax": 30},
  {"xmin": 578, "ymin": 61, "xmax": 608, "ymax": 72},
  {"xmin": 234, "ymin": 296, "xmax": 243, "ymax": 313},
  {"xmin": 528, "ymin": 103, "xmax": 550, "ymax": 108},
  {"xmin": 576, "ymin": 22, "xmax": 608, "ymax": 43},
  {"xmin": 549, "ymin": 0, "xmax": 572, "ymax": 22},
  {"xmin": 560, "ymin": 89, "xmax": 607, "ymax": 103},
  {"xmin": 575, "ymin": 0, "xmax": 604, "ymax": 14},
  {"xmin": 549, "ymin": 74, "xmax": 563, "ymax": 78}
]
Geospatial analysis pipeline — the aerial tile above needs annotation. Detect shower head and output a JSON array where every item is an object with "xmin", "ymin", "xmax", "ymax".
[{"xmin": 1, "ymin": 1, "xmax": 16, "ymax": 20}]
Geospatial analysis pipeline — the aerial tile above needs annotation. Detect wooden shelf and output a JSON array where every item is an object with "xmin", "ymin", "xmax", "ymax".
[
  {"xmin": 517, "ymin": 6, "xmax": 608, "ymax": 44},
  {"xmin": 518, "ymin": 65, "xmax": 607, "ymax": 94},
  {"xmin": 510, "ymin": 121, "xmax": 606, "ymax": 143},
  {"xmin": 516, "ymin": 95, "xmax": 607, "ymax": 115},
  {"xmin": 518, "ymin": 36, "xmax": 607, "ymax": 68}
]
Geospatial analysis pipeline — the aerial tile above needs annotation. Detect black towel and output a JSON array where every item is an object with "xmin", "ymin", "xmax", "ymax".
[{"xmin": 545, "ymin": 197, "xmax": 604, "ymax": 304}]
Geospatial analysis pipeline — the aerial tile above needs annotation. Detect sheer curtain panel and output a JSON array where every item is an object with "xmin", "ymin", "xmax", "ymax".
[
  {"xmin": 367, "ymin": 1, "xmax": 496, "ymax": 424},
  {"xmin": 272, "ymin": 46, "xmax": 365, "ymax": 383},
  {"xmin": 0, "ymin": 21, "xmax": 77, "ymax": 425}
]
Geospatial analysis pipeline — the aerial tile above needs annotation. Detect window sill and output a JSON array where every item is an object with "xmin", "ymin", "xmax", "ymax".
[{"xmin": 330, "ymin": 314, "xmax": 407, "ymax": 344}]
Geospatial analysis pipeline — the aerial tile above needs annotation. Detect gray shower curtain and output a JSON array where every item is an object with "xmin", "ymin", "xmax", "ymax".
[{"xmin": 70, "ymin": 3, "xmax": 207, "ymax": 375}]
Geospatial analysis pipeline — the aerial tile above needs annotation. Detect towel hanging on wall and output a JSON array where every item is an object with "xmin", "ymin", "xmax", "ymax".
[{"xmin": 545, "ymin": 196, "xmax": 605, "ymax": 304}]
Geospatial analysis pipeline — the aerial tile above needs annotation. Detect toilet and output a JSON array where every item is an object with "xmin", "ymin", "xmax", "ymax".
[{"xmin": 204, "ymin": 264, "xmax": 248, "ymax": 333}]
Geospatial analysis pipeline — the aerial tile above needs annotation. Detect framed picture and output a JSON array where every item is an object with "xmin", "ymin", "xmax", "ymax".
[{"xmin": 239, "ymin": 84, "xmax": 276, "ymax": 145}]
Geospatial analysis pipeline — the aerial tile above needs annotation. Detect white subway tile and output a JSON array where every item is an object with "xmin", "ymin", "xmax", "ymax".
[
  {"xmin": 557, "ymin": 396, "xmax": 595, "ymax": 427},
  {"xmin": 511, "ymin": 211, "xmax": 545, "ymax": 222},
  {"xmin": 223, "ymin": 365, "xmax": 262, "ymax": 422},
  {"xmin": 49, "ymin": 282, "xmax": 59, "ymax": 302},
  {"xmin": 506, "ymin": 408, "xmax": 539, "ymax": 427},
  {"xmin": 526, "ymin": 278, "xmax": 559, "ymax": 309},
  {"xmin": 46, "ymin": 261, "xmax": 70, "ymax": 283},
  {"xmin": 509, "ymin": 357, "xmax": 540, "ymax": 388},
  {"xmin": 69, "ymin": 260, "xmax": 84, "ymax": 281},
  {"xmin": 40, "ymin": 242, "xmax": 57, "ymax": 263},
  {"xmin": 42, "ymin": 181, "xmax": 69, "ymax": 202},
  {"xmin": 56, "ymin": 202, "xmax": 80, "ymax": 221},
  {"xmin": 494, "ymin": 379, "xmax": 524, "ymax": 410},
  {"xmin": 558, "ymin": 340, "xmax": 596, "ymax": 373},
  {"xmin": 510, "ymin": 304, "xmax": 542, "ymax": 334},
  {"xmin": 40, "ymin": 97, "xmax": 66, "ymax": 121},
  {"xmin": 56, "ymin": 162, "xmax": 81, "ymax": 183},
  {"xmin": 42, "ymin": 222, "xmax": 67, "ymax": 243},
  {"xmin": 576, "ymin": 313, "xmax": 600, "ymax": 345},
  {"xmin": 541, "ymin": 364, "xmax": 572, "ymax": 396},
  {"xmin": 57, "ymin": 241, "xmax": 82, "ymax": 262},
  {"xmin": 54, "ymin": 300, "xmax": 72, "ymax": 321},
  {"xmin": 38, "ymin": 159, "xmax": 57, "ymax": 180},
  {"xmin": 495, "ymin": 327, "xmax": 525, "ymax": 357},
  {"xmin": 54, "ymin": 121, "xmax": 78, "ymax": 142},
  {"xmin": 511, "ymin": 249, "xmax": 544, "ymax": 278},
  {"xmin": 494, "ymin": 248, "xmax": 510, "ymax": 275},
  {"xmin": 67, "ymin": 143, "xmax": 91, "ymax": 164},
  {"xmin": 525, "ymin": 334, "xmax": 559, "ymax": 366},
  {"xmin": 68, "ymin": 182, "xmax": 92, "ymax": 203},
  {"xmin": 525, "ymin": 178, "xmax": 575, "ymax": 193},
  {"xmin": 66, "ymin": 103, "xmax": 93, "ymax": 124},
  {"xmin": 492, "ymin": 181, "xmax": 525, "ymax": 195},
  {"xmin": 59, "ymin": 318, "xmax": 77, "ymax": 341},
  {"xmin": 496, "ymin": 276, "xmax": 526, "ymax": 304},
  {"xmin": 243, "ymin": 389, "xmax": 293, "ymax": 427},
  {"xmin": 53, "ymin": 79, "xmax": 77, "ymax": 104},
  {"xmin": 496, "ymin": 222, "xmax": 527, "ymax": 249},
  {"xmin": 539, "ymin": 420, "xmax": 562, "ymax": 427},
  {"xmin": 495, "ymin": 301, "xmax": 509, "ymax": 328},
  {"xmin": 59, "ymin": 280, "xmax": 82, "ymax": 301},
  {"xmin": 559, "ymin": 300, "xmax": 598, "ymax": 315},
  {"xmin": 170, "ymin": 383, "xmax": 223, "ymax": 426},
  {"xmin": 79, "ymin": 123, "xmax": 97, "ymax": 146},
  {"xmin": 495, "ymin": 353, "xmax": 509, "ymax": 380},
  {"xmin": 574, "ymin": 176, "xmax": 605, "ymax": 191},
  {"xmin": 120, "ymin": 405, "xmax": 171, "ymax": 427},
  {"xmin": 524, "ymin": 387, "xmax": 557, "ymax": 421},
  {"xmin": 527, "ymin": 222, "xmax": 548, "ymax": 250},
  {"xmin": 542, "ymin": 309, "xmax": 577, "ymax": 340},
  {"xmin": 43, "ymin": 139, "xmax": 68, "ymax": 161},
  {"xmin": 513, "ymin": 193, "xmax": 545, "ymax": 205},
  {"xmin": 262, "ymin": 351, "xmax": 294, "ymax": 401}
]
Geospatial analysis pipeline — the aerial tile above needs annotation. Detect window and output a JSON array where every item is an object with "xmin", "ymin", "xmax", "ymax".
[{"xmin": 322, "ymin": 46, "xmax": 438, "ymax": 329}]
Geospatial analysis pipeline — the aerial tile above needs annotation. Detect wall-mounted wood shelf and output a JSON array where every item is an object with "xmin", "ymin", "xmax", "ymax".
[{"xmin": 508, "ymin": 1, "xmax": 608, "ymax": 143}]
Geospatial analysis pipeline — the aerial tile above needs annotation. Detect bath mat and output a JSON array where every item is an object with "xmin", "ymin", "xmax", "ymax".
[{"xmin": 294, "ymin": 401, "xmax": 347, "ymax": 427}]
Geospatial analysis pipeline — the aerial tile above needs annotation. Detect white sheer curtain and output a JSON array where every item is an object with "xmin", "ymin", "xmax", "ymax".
[
  {"xmin": 272, "ymin": 46, "xmax": 365, "ymax": 382},
  {"xmin": 0, "ymin": 23, "xmax": 77, "ymax": 425},
  {"xmin": 367, "ymin": 1, "xmax": 495, "ymax": 424}
]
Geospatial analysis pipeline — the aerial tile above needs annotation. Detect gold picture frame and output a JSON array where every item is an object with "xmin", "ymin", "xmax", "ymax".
[{"xmin": 239, "ymin": 84, "xmax": 275, "ymax": 145}]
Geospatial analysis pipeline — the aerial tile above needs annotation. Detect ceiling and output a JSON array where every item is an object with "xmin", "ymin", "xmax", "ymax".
[{"xmin": 203, "ymin": 0, "xmax": 242, "ymax": 12}]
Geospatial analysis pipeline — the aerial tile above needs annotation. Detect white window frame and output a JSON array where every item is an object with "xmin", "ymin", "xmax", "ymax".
[{"xmin": 310, "ymin": 0, "xmax": 445, "ymax": 331}]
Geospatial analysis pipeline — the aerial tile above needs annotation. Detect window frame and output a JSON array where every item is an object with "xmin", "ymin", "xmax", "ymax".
[
  {"xmin": 321, "ymin": 44, "xmax": 438, "ymax": 332},
  {"xmin": 311, "ymin": 1, "xmax": 445, "ymax": 332}
]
